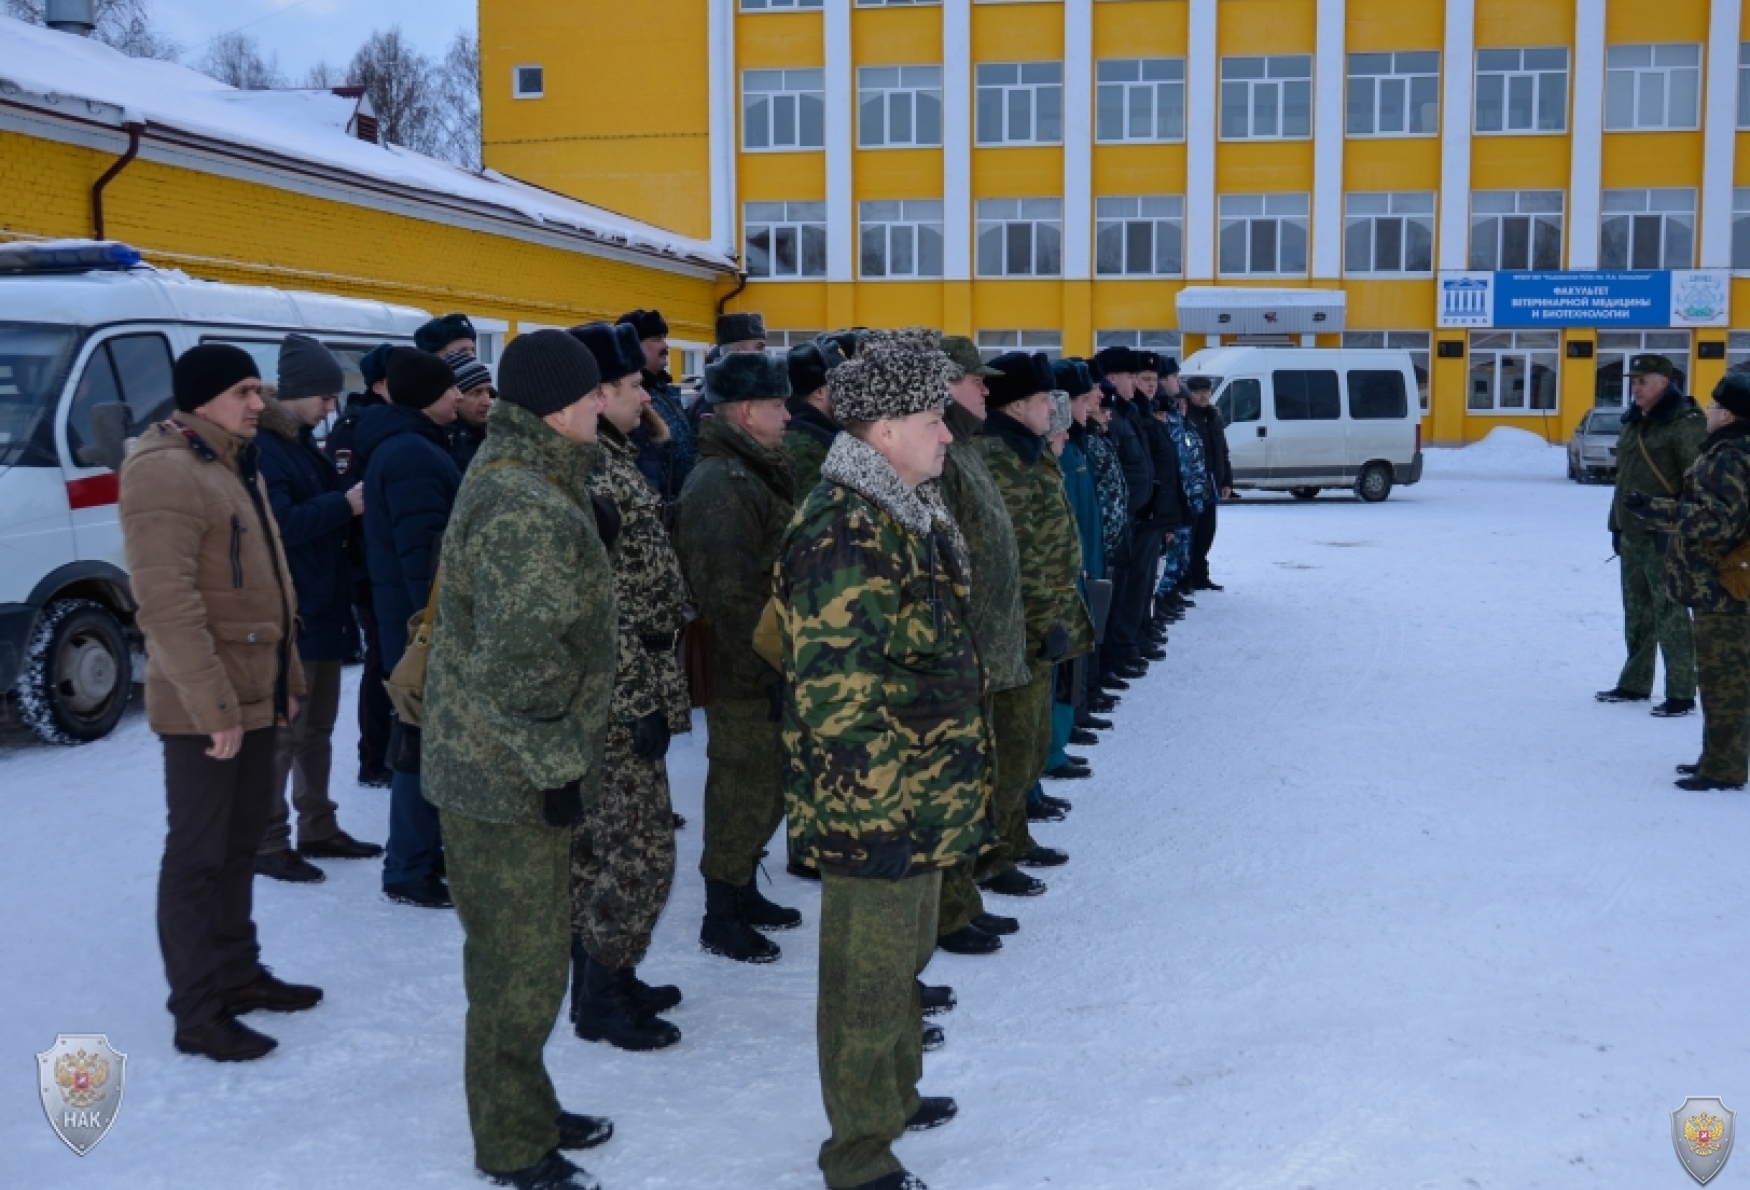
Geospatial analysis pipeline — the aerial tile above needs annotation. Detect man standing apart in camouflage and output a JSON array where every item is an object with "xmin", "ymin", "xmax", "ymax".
[
  {"xmin": 422, "ymin": 331, "xmax": 618, "ymax": 1190},
  {"xmin": 1601, "ymin": 354, "xmax": 1707, "ymax": 716},
  {"xmin": 566, "ymin": 322, "xmax": 692, "ymax": 1051},
  {"xmin": 674, "ymin": 350, "xmax": 803, "ymax": 963},
  {"xmin": 778, "ymin": 338, "xmax": 991, "ymax": 1190}
]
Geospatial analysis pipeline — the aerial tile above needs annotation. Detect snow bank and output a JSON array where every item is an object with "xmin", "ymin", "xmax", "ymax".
[{"xmin": 1424, "ymin": 425, "xmax": 1568, "ymax": 480}]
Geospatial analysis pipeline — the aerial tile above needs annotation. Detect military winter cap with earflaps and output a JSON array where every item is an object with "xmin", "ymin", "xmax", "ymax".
[
  {"xmin": 828, "ymin": 337, "xmax": 955, "ymax": 424},
  {"xmin": 705, "ymin": 350, "xmax": 790, "ymax": 406}
]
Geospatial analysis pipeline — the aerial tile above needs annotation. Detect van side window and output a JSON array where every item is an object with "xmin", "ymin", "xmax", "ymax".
[
  {"xmin": 1348, "ymin": 369, "xmax": 1408, "ymax": 419},
  {"xmin": 67, "ymin": 334, "xmax": 175, "ymax": 470},
  {"xmin": 1273, "ymin": 370, "xmax": 1340, "ymax": 420},
  {"xmin": 1219, "ymin": 378, "xmax": 1262, "ymax": 424}
]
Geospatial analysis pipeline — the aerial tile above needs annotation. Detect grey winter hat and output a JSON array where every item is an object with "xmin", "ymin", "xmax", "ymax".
[
  {"xmin": 278, "ymin": 333, "xmax": 345, "ymax": 401},
  {"xmin": 829, "ymin": 338, "xmax": 954, "ymax": 424},
  {"xmin": 716, "ymin": 311, "xmax": 767, "ymax": 346},
  {"xmin": 498, "ymin": 330, "xmax": 601, "ymax": 419},
  {"xmin": 1047, "ymin": 391, "xmax": 1072, "ymax": 436},
  {"xmin": 705, "ymin": 350, "xmax": 790, "ymax": 406}
]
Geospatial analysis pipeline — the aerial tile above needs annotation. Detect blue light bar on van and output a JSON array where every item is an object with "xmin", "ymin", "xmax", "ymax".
[{"xmin": 0, "ymin": 240, "xmax": 143, "ymax": 274}]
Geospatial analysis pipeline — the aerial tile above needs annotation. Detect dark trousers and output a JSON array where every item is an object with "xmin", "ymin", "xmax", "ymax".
[
  {"xmin": 355, "ymin": 588, "xmax": 393, "ymax": 776},
  {"xmin": 1102, "ymin": 563, "xmax": 1132, "ymax": 664},
  {"xmin": 1189, "ymin": 501, "xmax": 1219, "ymax": 585},
  {"xmin": 385, "ymin": 764, "xmax": 444, "ymax": 885},
  {"xmin": 262, "ymin": 658, "xmax": 343, "ymax": 854},
  {"xmin": 158, "ymin": 728, "xmax": 275, "ymax": 1029},
  {"xmin": 1109, "ymin": 525, "xmax": 1164, "ymax": 663}
]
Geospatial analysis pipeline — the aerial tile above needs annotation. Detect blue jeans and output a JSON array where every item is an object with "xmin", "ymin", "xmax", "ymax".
[{"xmin": 383, "ymin": 767, "xmax": 444, "ymax": 886}]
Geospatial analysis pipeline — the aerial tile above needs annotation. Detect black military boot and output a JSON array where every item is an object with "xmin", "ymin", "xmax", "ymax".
[
  {"xmin": 623, "ymin": 968, "xmax": 682, "ymax": 1015},
  {"xmin": 738, "ymin": 875, "xmax": 803, "ymax": 930},
  {"xmin": 572, "ymin": 955, "xmax": 681, "ymax": 1051},
  {"xmin": 483, "ymin": 1150, "xmax": 601, "ymax": 1190},
  {"xmin": 979, "ymin": 868, "xmax": 1047, "ymax": 897},
  {"xmin": 906, "ymin": 1096, "xmax": 958, "ymax": 1131},
  {"xmin": 922, "ymin": 1021, "xmax": 945, "ymax": 1052},
  {"xmin": 1595, "ymin": 686, "xmax": 1650, "ymax": 702},
  {"xmin": 848, "ymin": 1171, "xmax": 928, "ymax": 1190},
  {"xmin": 701, "ymin": 879, "xmax": 781, "ymax": 963},
  {"xmin": 918, "ymin": 979, "xmax": 956, "ymax": 1015},
  {"xmin": 936, "ymin": 924, "xmax": 1001, "ymax": 955},
  {"xmin": 972, "ymin": 911, "xmax": 1019, "ymax": 935},
  {"xmin": 1651, "ymin": 697, "xmax": 1696, "ymax": 717},
  {"xmin": 1676, "ymin": 775, "xmax": 1746, "ymax": 791},
  {"xmin": 555, "ymin": 1111, "xmax": 613, "ymax": 1151}
]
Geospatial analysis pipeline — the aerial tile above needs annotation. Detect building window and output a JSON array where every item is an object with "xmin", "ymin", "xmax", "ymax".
[
  {"xmin": 1599, "ymin": 189, "xmax": 1695, "ymax": 270},
  {"xmin": 1469, "ymin": 191, "xmax": 1564, "ymax": 271},
  {"xmin": 1597, "ymin": 331, "xmax": 1690, "ymax": 406},
  {"xmin": 744, "ymin": 202, "xmax": 827, "ymax": 278},
  {"xmin": 976, "ymin": 63, "xmax": 1064, "ymax": 145},
  {"xmin": 976, "ymin": 199, "xmax": 1063, "ymax": 277},
  {"xmin": 860, "ymin": 200, "xmax": 945, "ymax": 278},
  {"xmin": 513, "ymin": 66, "xmax": 544, "ymax": 99},
  {"xmin": 1346, "ymin": 52, "xmax": 1438, "ymax": 136},
  {"xmin": 1735, "ymin": 190, "xmax": 1750, "ymax": 270},
  {"xmin": 1097, "ymin": 330, "xmax": 1183, "ymax": 355},
  {"xmin": 1096, "ymin": 196, "xmax": 1184, "ymax": 277},
  {"xmin": 768, "ymin": 331, "xmax": 826, "ymax": 349},
  {"xmin": 859, "ymin": 66, "xmax": 943, "ymax": 147},
  {"xmin": 976, "ymin": 330, "xmax": 1063, "ymax": 361},
  {"xmin": 1605, "ymin": 44, "xmax": 1701, "ymax": 130},
  {"xmin": 742, "ymin": 0, "xmax": 822, "ymax": 8},
  {"xmin": 1728, "ymin": 331, "xmax": 1750, "ymax": 373},
  {"xmin": 743, "ymin": 70, "xmax": 825, "ymax": 151},
  {"xmin": 1739, "ymin": 45, "xmax": 1750, "ymax": 127},
  {"xmin": 856, "ymin": 0, "xmax": 939, "ymax": 5},
  {"xmin": 1344, "ymin": 192, "xmax": 1435, "ymax": 275},
  {"xmin": 1220, "ymin": 56, "xmax": 1313, "ymax": 140},
  {"xmin": 1341, "ymin": 331, "xmax": 1431, "ymax": 411},
  {"xmin": 1096, "ymin": 59, "xmax": 1186, "ymax": 142},
  {"xmin": 1467, "ymin": 331, "xmax": 1560, "ymax": 413},
  {"xmin": 1218, "ymin": 193, "xmax": 1309, "ymax": 276},
  {"xmin": 1474, "ymin": 48, "xmax": 1568, "ymax": 133}
]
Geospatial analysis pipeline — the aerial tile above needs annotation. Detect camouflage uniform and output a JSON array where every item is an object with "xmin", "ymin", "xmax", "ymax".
[
  {"xmin": 1157, "ymin": 407, "xmax": 1209, "ymax": 596},
  {"xmin": 571, "ymin": 423, "xmax": 692, "ymax": 970},
  {"xmin": 784, "ymin": 397, "xmax": 840, "ymax": 500},
  {"xmin": 673, "ymin": 417, "xmax": 797, "ymax": 886},
  {"xmin": 1610, "ymin": 383, "xmax": 1706, "ymax": 699},
  {"xmin": 1082, "ymin": 420, "xmax": 1130, "ymax": 572},
  {"xmin": 422, "ymin": 398, "xmax": 616, "ymax": 1176},
  {"xmin": 777, "ymin": 433, "xmax": 992, "ymax": 1189}
]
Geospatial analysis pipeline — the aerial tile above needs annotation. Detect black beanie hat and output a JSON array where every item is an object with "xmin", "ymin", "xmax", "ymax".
[
  {"xmin": 1095, "ymin": 345, "xmax": 1137, "ymax": 375},
  {"xmin": 716, "ymin": 311, "xmax": 766, "ymax": 346},
  {"xmin": 414, "ymin": 312, "xmax": 476, "ymax": 354},
  {"xmin": 616, "ymin": 308, "xmax": 670, "ymax": 341},
  {"xmin": 786, "ymin": 340, "xmax": 846, "ymax": 398},
  {"xmin": 386, "ymin": 349, "xmax": 457, "ymax": 411},
  {"xmin": 568, "ymin": 321, "xmax": 645, "ymax": 386},
  {"xmin": 359, "ymin": 343, "xmax": 396, "ymax": 389},
  {"xmin": 1715, "ymin": 372, "xmax": 1750, "ymax": 420},
  {"xmin": 1159, "ymin": 355, "xmax": 1181, "ymax": 377},
  {"xmin": 499, "ymin": 330, "xmax": 602, "ymax": 419},
  {"xmin": 174, "ymin": 343, "xmax": 260, "ymax": 413},
  {"xmin": 277, "ymin": 333, "xmax": 345, "ymax": 402},
  {"xmin": 985, "ymin": 351, "xmax": 1050, "ymax": 408}
]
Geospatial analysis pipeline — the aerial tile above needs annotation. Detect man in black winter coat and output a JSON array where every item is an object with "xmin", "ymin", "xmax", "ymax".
[
  {"xmin": 255, "ymin": 335, "xmax": 384, "ymax": 885},
  {"xmin": 1183, "ymin": 376, "xmax": 1233, "ymax": 590},
  {"xmin": 1094, "ymin": 346, "xmax": 1158, "ymax": 678},
  {"xmin": 442, "ymin": 348, "xmax": 494, "ymax": 473}
]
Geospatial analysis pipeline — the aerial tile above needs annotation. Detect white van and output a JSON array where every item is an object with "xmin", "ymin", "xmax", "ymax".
[
  {"xmin": 0, "ymin": 240, "xmax": 426, "ymax": 744},
  {"xmin": 1180, "ymin": 346, "xmax": 1424, "ymax": 503}
]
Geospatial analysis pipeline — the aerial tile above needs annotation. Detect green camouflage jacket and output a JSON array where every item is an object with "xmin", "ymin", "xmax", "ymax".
[
  {"xmin": 1650, "ymin": 423, "xmax": 1750, "ymax": 614},
  {"xmin": 777, "ymin": 433, "xmax": 994, "ymax": 876},
  {"xmin": 1612, "ymin": 389, "xmax": 1707, "ymax": 543},
  {"xmin": 977, "ymin": 411, "xmax": 1096, "ymax": 660},
  {"xmin": 588, "ymin": 423, "xmax": 694, "ymax": 732},
  {"xmin": 935, "ymin": 401, "xmax": 1030, "ymax": 693},
  {"xmin": 422, "ymin": 400, "xmax": 616, "ymax": 824},
  {"xmin": 674, "ymin": 417, "xmax": 797, "ymax": 700},
  {"xmin": 783, "ymin": 398, "xmax": 839, "ymax": 500}
]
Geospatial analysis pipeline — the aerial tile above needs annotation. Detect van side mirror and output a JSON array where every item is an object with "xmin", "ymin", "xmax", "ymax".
[{"xmin": 88, "ymin": 402, "xmax": 135, "ymax": 472}]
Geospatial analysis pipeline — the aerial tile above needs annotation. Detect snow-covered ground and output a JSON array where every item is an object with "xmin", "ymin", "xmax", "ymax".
[{"xmin": 4, "ymin": 431, "xmax": 1743, "ymax": 1190}]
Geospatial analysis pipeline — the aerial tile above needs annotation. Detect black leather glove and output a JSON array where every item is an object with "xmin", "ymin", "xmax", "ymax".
[
  {"xmin": 858, "ymin": 838, "xmax": 912, "ymax": 882},
  {"xmin": 630, "ymin": 711, "xmax": 670, "ymax": 761},
  {"xmin": 1624, "ymin": 492, "xmax": 1664, "ymax": 523},
  {"xmin": 589, "ymin": 493, "xmax": 622, "ymax": 550},
  {"xmin": 541, "ymin": 780, "xmax": 584, "ymax": 827},
  {"xmin": 1039, "ymin": 623, "xmax": 1070, "ymax": 662},
  {"xmin": 1624, "ymin": 491, "xmax": 1651, "ymax": 512},
  {"xmin": 765, "ymin": 680, "xmax": 785, "ymax": 723}
]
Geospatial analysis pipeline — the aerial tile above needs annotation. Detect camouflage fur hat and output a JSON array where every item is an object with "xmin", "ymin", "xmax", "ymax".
[
  {"xmin": 942, "ymin": 335, "xmax": 1001, "ymax": 380},
  {"xmin": 1047, "ymin": 390, "xmax": 1072, "ymax": 436},
  {"xmin": 829, "ymin": 338, "xmax": 953, "ymax": 424},
  {"xmin": 860, "ymin": 326, "xmax": 942, "ymax": 353},
  {"xmin": 705, "ymin": 350, "xmax": 790, "ymax": 405}
]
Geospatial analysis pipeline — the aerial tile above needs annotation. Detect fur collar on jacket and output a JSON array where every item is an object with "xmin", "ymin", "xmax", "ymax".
[{"xmin": 821, "ymin": 432, "xmax": 968, "ymax": 563}]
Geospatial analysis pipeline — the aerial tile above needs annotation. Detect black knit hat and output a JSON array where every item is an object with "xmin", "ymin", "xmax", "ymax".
[
  {"xmin": 499, "ymin": 330, "xmax": 602, "ymax": 419},
  {"xmin": 616, "ymin": 308, "xmax": 669, "ymax": 341},
  {"xmin": 278, "ymin": 333, "xmax": 345, "ymax": 402},
  {"xmin": 985, "ymin": 351, "xmax": 1051, "ymax": 408},
  {"xmin": 414, "ymin": 312, "xmax": 476, "ymax": 354},
  {"xmin": 359, "ymin": 343, "xmax": 396, "ymax": 389},
  {"xmin": 716, "ymin": 311, "xmax": 766, "ymax": 346},
  {"xmin": 386, "ymin": 349, "xmax": 458, "ymax": 411},
  {"xmin": 568, "ymin": 321, "xmax": 645, "ymax": 386},
  {"xmin": 1715, "ymin": 372, "xmax": 1750, "ymax": 419},
  {"xmin": 706, "ymin": 351, "xmax": 789, "ymax": 406},
  {"xmin": 175, "ymin": 343, "xmax": 260, "ymax": 413},
  {"xmin": 1095, "ymin": 345, "xmax": 1138, "ymax": 375},
  {"xmin": 787, "ymin": 340, "xmax": 846, "ymax": 397}
]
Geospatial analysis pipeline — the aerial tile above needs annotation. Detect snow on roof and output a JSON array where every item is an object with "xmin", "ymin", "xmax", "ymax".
[{"xmin": 0, "ymin": 17, "xmax": 734, "ymax": 274}]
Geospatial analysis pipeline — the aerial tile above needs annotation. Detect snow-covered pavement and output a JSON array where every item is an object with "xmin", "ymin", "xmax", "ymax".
[{"xmin": 5, "ymin": 432, "xmax": 1745, "ymax": 1190}]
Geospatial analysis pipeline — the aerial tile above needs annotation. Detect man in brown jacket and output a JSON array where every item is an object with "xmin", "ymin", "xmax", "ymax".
[{"xmin": 120, "ymin": 343, "xmax": 322, "ymax": 1063}]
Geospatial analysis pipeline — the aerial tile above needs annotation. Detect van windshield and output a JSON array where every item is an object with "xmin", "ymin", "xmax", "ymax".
[{"xmin": 0, "ymin": 323, "xmax": 80, "ymax": 469}]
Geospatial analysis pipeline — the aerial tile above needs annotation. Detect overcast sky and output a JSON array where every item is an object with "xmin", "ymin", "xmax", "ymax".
[{"xmin": 155, "ymin": 0, "xmax": 476, "ymax": 81}]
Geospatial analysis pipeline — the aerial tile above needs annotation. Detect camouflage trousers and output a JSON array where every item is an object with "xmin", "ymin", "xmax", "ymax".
[
  {"xmin": 441, "ymin": 811, "xmax": 570, "ymax": 1175},
  {"xmin": 1693, "ymin": 612, "xmax": 1750, "ymax": 784},
  {"xmin": 817, "ymin": 869, "xmax": 942, "ymax": 1189},
  {"xmin": 1156, "ymin": 527, "xmax": 1194, "ymax": 596},
  {"xmin": 700, "ymin": 696, "xmax": 787, "ymax": 886},
  {"xmin": 571, "ymin": 721, "xmax": 677, "ymax": 970},
  {"xmin": 1619, "ymin": 537, "xmax": 1697, "ymax": 699},
  {"xmin": 973, "ymin": 659, "xmax": 1053, "ymax": 883}
]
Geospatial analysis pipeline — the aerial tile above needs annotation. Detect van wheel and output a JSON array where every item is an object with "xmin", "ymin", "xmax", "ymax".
[
  {"xmin": 1356, "ymin": 463, "xmax": 1394, "ymax": 504},
  {"xmin": 17, "ymin": 599, "xmax": 131, "ymax": 745},
  {"xmin": 1290, "ymin": 487, "xmax": 1320, "ymax": 500}
]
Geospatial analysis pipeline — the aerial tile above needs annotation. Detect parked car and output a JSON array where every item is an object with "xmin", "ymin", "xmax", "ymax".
[
  {"xmin": 1568, "ymin": 405, "xmax": 1623, "ymax": 483},
  {"xmin": 0, "ymin": 240, "xmax": 426, "ymax": 744},
  {"xmin": 1182, "ymin": 346, "xmax": 1424, "ymax": 503}
]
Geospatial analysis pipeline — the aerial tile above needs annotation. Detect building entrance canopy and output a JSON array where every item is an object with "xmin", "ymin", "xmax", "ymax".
[{"xmin": 1176, "ymin": 287, "xmax": 1347, "ymax": 336}]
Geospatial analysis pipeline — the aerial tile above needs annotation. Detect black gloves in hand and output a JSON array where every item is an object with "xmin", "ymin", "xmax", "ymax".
[
  {"xmin": 589, "ymin": 493, "xmax": 623, "ymax": 550},
  {"xmin": 1624, "ymin": 491, "xmax": 1665, "ymax": 522},
  {"xmin": 1039, "ymin": 623, "xmax": 1070, "ymax": 661},
  {"xmin": 1624, "ymin": 491, "xmax": 1651, "ymax": 511},
  {"xmin": 630, "ymin": 711, "xmax": 671, "ymax": 761},
  {"xmin": 541, "ymin": 779, "xmax": 584, "ymax": 827},
  {"xmin": 858, "ymin": 838, "xmax": 912, "ymax": 882},
  {"xmin": 765, "ymin": 680, "xmax": 785, "ymax": 723}
]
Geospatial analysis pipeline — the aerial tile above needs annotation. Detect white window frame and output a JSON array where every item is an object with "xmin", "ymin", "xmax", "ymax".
[
  {"xmin": 1218, "ymin": 193, "xmax": 1310, "ymax": 277},
  {"xmin": 742, "ymin": 0, "xmax": 822, "ymax": 9},
  {"xmin": 1468, "ymin": 190, "xmax": 1565, "ymax": 271},
  {"xmin": 1467, "ymin": 331, "xmax": 1561, "ymax": 415},
  {"xmin": 859, "ymin": 200, "xmax": 946, "ymax": 279},
  {"xmin": 856, "ymin": 0, "xmax": 939, "ymax": 6},
  {"xmin": 976, "ymin": 62, "xmax": 1065, "ymax": 146},
  {"xmin": 858, "ymin": 66, "xmax": 944, "ymax": 148},
  {"xmin": 1346, "ymin": 52, "xmax": 1439, "ymax": 137},
  {"xmin": 1474, "ymin": 47, "xmax": 1569, "ymax": 135},
  {"xmin": 1095, "ymin": 196, "xmax": 1185, "ymax": 277},
  {"xmin": 513, "ymin": 65, "xmax": 544, "ymax": 99},
  {"xmin": 977, "ymin": 330, "xmax": 1063, "ymax": 361},
  {"xmin": 1095, "ymin": 58, "xmax": 1187, "ymax": 143},
  {"xmin": 976, "ymin": 198, "xmax": 1064, "ymax": 278},
  {"xmin": 1733, "ymin": 189, "xmax": 1750, "ymax": 271},
  {"xmin": 1341, "ymin": 331, "xmax": 1431, "ymax": 411},
  {"xmin": 743, "ymin": 201, "xmax": 828, "ymax": 280},
  {"xmin": 1727, "ymin": 330, "xmax": 1750, "ymax": 373},
  {"xmin": 1599, "ymin": 188, "xmax": 1696, "ymax": 271},
  {"xmin": 768, "ymin": 331, "xmax": 826, "ymax": 349},
  {"xmin": 1596, "ymin": 331, "xmax": 1691, "ymax": 407},
  {"xmin": 742, "ymin": 69, "xmax": 825, "ymax": 152},
  {"xmin": 1605, "ymin": 44, "xmax": 1702, "ymax": 131},
  {"xmin": 1739, "ymin": 44, "xmax": 1750, "ymax": 128},
  {"xmin": 1343, "ymin": 192, "xmax": 1436, "ymax": 276},
  {"xmin": 1219, "ymin": 56, "xmax": 1313, "ymax": 141},
  {"xmin": 1096, "ymin": 330, "xmax": 1183, "ymax": 354}
]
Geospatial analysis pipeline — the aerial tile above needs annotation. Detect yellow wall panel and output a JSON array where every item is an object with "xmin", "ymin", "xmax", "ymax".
[
  {"xmin": 1475, "ymin": 0, "xmax": 1574, "ymax": 48},
  {"xmin": 1093, "ymin": 144, "xmax": 1188, "ymax": 195},
  {"xmin": 1470, "ymin": 136, "xmax": 1574, "ymax": 191},
  {"xmin": 852, "ymin": 281, "xmax": 948, "ymax": 329},
  {"xmin": 972, "ymin": 147, "xmax": 1066, "ymax": 197},
  {"xmin": 1215, "ymin": 141, "xmax": 1315, "ymax": 193},
  {"xmin": 738, "ymin": 153, "xmax": 827, "ymax": 202},
  {"xmin": 1347, "ymin": 0, "xmax": 1444, "ymax": 52},
  {"xmin": 739, "ymin": 281, "xmax": 829, "ymax": 333},
  {"xmin": 973, "ymin": 280, "xmax": 1065, "ymax": 330},
  {"xmin": 854, "ymin": 5, "xmax": 943, "ymax": 62},
  {"xmin": 972, "ymin": 2, "xmax": 1065, "ymax": 60},
  {"xmin": 739, "ymin": 11, "xmax": 825, "ymax": 68},
  {"xmin": 855, "ymin": 149, "xmax": 948, "ymax": 200},
  {"xmin": 1091, "ymin": 280, "xmax": 1184, "ymax": 331},
  {"xmin": 1607, "ymin": 0, "xmax": 1709, "ymax": 44},
  {"xmin": 1092, "ymin": 1, "xmax": 1188, "ymax": 57},
  {"xmin": 1344, "ymin": 280, "xmax": 1437, "ymax": 329},
  {"xmin": 1215, "ymin": 0, "xmax": 1315, "ymax": 56},
  {"xmin": 1344, "ymin": 138, "xmax": 1441, "ymax": 192},
  {"xmin": 1601, "ymin": 133, "xmax": 1704, "ymax": 188}
]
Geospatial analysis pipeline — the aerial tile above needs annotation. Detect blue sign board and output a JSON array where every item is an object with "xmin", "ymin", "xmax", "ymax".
[{"xmin": 1437, "ymin": 269, "xmax": 1730, "ymax": 329}]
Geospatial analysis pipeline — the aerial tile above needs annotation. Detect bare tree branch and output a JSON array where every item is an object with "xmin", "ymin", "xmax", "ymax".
[{"xmin": 199, "ymin": 30, "xmax": 284, "ymax": 90}]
